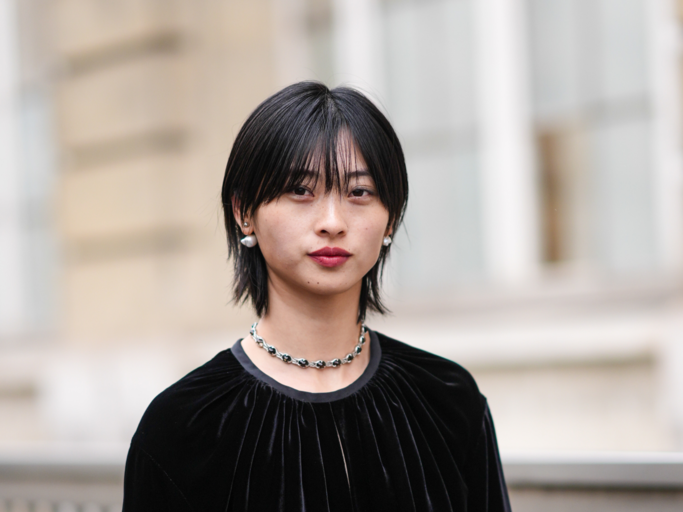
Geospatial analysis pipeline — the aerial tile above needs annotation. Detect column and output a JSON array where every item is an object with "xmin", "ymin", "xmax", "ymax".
[
  {"xmin": 647, "ymin": 0, "xmax": 683, "ymax": 272},
  {"xmin": 332, "ymin": 0, "xmax": 385, "ymax": 102},
  {"xmin": 0, "ymin": 0, "xmax": 25, "ymax": 336},
  {"xmin": 474, "ymin": 0, "xmax": 540, "ymax": 283}
]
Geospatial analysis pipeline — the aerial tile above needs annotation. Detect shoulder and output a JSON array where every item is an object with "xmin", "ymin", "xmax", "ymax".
[
  {"xmin": 131, "ymin": 346, "xmax": 249, "ymax": 456},
  {"xmin": 374, "ymin": 330, "xmax": 486, "ymax": 418},
  {"xmin": 375, "ymin": 330, "xmax": 481, "ymax": 394}
]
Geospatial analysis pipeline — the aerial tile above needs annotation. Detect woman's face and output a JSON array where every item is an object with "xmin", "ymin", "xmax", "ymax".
[{"xmin": 248, "ymin": 143, "xmax": 390, "ymax": 301}]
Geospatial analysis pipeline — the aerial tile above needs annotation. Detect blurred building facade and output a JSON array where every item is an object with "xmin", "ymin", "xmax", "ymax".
[{"xmin": 1, "ymin": 0, "xmax": 683, "ymax": 454}]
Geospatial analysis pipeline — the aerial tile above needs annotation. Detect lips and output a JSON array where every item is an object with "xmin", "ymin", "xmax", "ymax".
[{"xmin": 308, "ymin": 247, "xmax": 352, "ymax": 268}]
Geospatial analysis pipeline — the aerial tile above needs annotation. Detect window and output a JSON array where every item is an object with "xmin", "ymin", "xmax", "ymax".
[
  {"xmin": 529, "ymin": 0, "xmax": 658, "ymax": 273},
  {"xmin": 384, "ymin": 0, "xmax": 484, "ymax": 289}
]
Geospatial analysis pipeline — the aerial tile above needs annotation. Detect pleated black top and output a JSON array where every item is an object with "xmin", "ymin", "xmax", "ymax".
[{"xmin": 123, "ymin": 330, "xmax": 511, "ymax": 511}]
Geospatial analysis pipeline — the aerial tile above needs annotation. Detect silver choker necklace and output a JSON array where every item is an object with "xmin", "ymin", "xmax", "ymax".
[{"xmin": 249, "ymin": 322, "xmax": 367, "ymax": 369}]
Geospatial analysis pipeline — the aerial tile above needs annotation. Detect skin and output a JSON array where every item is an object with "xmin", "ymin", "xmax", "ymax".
[{"xmin": 234, "ymin": 142, "xmax": 392, "ymax": 393}]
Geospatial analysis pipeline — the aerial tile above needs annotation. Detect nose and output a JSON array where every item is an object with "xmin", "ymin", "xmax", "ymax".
[{"xmin": 315, "ymin": 195, "xmax": 347, "ymax": 238}]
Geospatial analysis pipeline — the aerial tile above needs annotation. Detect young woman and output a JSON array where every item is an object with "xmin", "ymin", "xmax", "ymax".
[{"xmin": 123, "ymin": 82, "xmax": 511, "ymax": 511}]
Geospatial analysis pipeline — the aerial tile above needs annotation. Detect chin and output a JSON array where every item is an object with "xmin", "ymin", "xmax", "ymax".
[{"xmin": 303, "ymin": 278, "xmax": 361, "ymax": 297}]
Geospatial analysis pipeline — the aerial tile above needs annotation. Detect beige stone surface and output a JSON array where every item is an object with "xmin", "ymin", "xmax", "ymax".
[
  {"xmin": 60, "ymin": 155, "xmax": 196, "ymax": 238},
  {"xmin": 58, "ymin": 52, "xmax": 190, "ymax": 149},
  {"xmin": 0, "ymin": 398, "xmax": 44, "ymax": 444},
  {"xmin": 54, "ymin": 0, "xmax": 187, "ymax": 57},
  {"xmin": 474, "ymin": 360, "xmax": 676, "ymax": 452},
  {"xmin": 49, "ymin": 0, "xmax": 280, "ymax": 343},
  {"xmin": 63, "ymin": 237, "xmax": 250, "ymax": 342},
  {"xmin": 176, "ymin": 235, "xmax": 254, "ymax": 332},
  {"xmin": 65, "ymin": 252, "xmax": 166, "ymax": 339}
]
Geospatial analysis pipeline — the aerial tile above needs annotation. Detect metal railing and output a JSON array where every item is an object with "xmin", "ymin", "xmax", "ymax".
[
  {"xmin": 504, "ymin": 451, "xmax": 683, "ymax": 512},
  {"xmin": 0, "ymin": 449, "xmax": 124, "ymax": 512}
]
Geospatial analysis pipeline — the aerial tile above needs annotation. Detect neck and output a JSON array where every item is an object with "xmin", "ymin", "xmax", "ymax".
[{"xmin": 256, "ymin": 277, "xmax": 363, "ymax": 362}]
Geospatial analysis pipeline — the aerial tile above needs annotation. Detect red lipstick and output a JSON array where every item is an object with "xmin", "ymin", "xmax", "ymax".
[{"xmin": 308, "ymin": 247, "xmax": 352, "ymax": 268}]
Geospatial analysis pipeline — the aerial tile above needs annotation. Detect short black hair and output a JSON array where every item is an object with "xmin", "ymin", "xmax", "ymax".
[{"xmin": 221, "ymin": 81, "xmax": 409, "ymax": 322}]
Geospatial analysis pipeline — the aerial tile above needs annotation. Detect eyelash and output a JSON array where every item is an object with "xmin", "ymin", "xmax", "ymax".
[
  {"xmin": 350, "ymin": 188, "xmax": 372, "ymax": 198},
  {"xmin": 292, "ymin": 186, "xmax": 310, "ymax": 196}
]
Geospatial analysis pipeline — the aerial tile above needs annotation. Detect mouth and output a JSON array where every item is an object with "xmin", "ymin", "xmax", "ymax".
[{"xmin": 308, "ymin": 247, "xmax": 352, "ymax": 268}]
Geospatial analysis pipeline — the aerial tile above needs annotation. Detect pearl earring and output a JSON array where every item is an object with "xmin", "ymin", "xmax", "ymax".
[
  {"xmin": 243, "ymin": 222, "xmax": 249, "ymax": 227},
  {"xmin": 240, "ymin": 234, "xmax": 258, "ymax": 248},
  {"xmin": 383, "ymin": 236, "xmax": 392, "ymax": 247}
]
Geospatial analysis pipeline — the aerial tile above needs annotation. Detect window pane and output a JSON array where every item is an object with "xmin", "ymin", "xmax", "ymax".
[
  {"xmin": 528, "ymin": 0, "xmax": 583, "ymax": 119},
  {"xmin": 595, "ymin": 0, "xmax": 648, "ymax": 102},
  {"xmin": 384, "ymin": 0, "xmax": 483, "ymax": 288},
  {"xmin": 591, "ymin": 118, "xmax": 657, "ymax": 272},
  {"xmin": 385, "ymin": 0, "xmax": 476, "ymax": 135},
  {"xmin": 394, "ymin": 150, "xmax": 483, "ymax": 289}
]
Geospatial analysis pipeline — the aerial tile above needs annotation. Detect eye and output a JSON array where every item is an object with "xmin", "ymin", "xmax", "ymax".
[
  {"xmin": 292, "ymin": 186, "xmax": 311, "ymax": 196},
  {"xmin": 350, "ymin": 188, "xmax": 372, "ymax": 198}
]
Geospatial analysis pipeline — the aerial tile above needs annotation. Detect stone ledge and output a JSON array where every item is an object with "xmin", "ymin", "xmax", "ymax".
[{"xmin": 503, "ymin": 451, "xmax": 683, "ymax": 489}]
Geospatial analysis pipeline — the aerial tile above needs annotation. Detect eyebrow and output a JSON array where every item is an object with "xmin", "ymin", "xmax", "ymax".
[
  {"xmin": 346, "ymin": 170, "xmax": 371, "ymax": 179},
  {"xmin": 297, "ymin": 169, "xmax": 371, "ymax": 180}
]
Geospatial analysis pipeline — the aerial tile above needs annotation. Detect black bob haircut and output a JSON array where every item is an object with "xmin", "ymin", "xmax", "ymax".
[{"xmin": 221, "ymin": 81, "xmax": 409, "ymax": 322}]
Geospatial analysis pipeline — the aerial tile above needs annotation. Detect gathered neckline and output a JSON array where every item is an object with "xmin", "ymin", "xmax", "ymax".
[{"xmin": 231, "ymin": 329, "xmax": 382, "ymax": 403}]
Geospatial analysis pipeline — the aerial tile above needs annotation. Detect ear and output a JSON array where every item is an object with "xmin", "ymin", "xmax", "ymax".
[
  {"xmin": 385, "ymin": 222, "xmax": 393, "ymax": 237},
  {"xmin": 231, "ymin": 196, "xmax": 251, "ymax": 234}
]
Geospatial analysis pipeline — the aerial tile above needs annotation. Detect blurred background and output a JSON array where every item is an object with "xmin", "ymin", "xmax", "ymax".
[{"xmin": 2, "ymin": 0, "xmax": 683, "ymax": 509}]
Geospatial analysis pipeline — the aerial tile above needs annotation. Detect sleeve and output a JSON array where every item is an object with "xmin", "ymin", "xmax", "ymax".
[
  {"xmin": 462, "ymin": 403, "xmax": 512, "ymax": 512},
  {"xmin": 122, "ymin": 440, "xmax": 193, "ymax": 512}
]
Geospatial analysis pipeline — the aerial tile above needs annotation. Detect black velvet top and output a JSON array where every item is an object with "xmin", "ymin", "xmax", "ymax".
[{"xmin": 123, "ymin": 330, "xmax": 511, "ymax": 511}]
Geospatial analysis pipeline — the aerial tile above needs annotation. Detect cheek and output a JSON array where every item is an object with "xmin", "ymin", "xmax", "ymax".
[
  {"xmin": 255, "ymin": 208, "xmax": 303, "ymax": 259},
  {"xmin": 362, "ymin": 225, "xmax": 385, "ymax": 245},
  {"xmin": 355, "ymin": 211, "xmax": 389, "ymax": 256},
  {"xmin": 368, "ymin": 208, "xmax": 390, "ymax": 237}
]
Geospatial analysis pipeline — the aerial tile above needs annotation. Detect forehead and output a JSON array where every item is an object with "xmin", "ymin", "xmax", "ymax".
[{"xmin": 294, "ymin": 134, "xmax": 373, "ymax": 186}]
